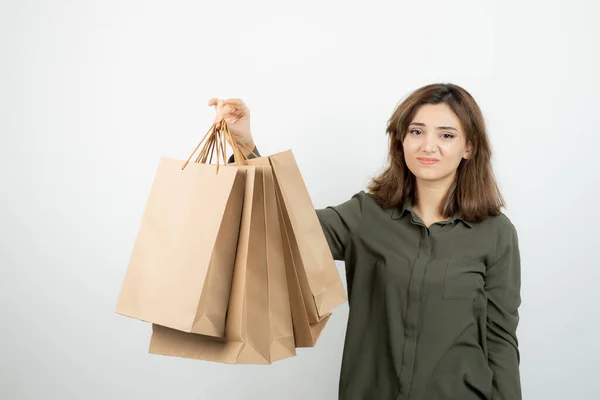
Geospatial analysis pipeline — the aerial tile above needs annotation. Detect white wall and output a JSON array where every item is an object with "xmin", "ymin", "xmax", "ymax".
[{"xmin": 1, "ymin": 1, "xmax": 598, "ymax": 399}]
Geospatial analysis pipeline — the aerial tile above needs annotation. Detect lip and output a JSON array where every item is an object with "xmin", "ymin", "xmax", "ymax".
[{"xmin": 417, "ymin": 157, "xmax": 439, "ymax": 165}]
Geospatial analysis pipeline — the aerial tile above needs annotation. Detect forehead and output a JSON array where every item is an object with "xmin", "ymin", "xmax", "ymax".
[{"xmin": 411, "ymin": 103, "xmax": 461, "ymax": 129}]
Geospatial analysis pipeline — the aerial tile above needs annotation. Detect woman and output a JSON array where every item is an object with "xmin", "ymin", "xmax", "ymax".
[{"xmin": 211, "ymin": 83, "xmax": 521, "ymax": 400}]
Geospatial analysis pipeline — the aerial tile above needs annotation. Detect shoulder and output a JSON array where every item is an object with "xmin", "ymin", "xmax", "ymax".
[
  {"xmin": 349, "ymin": 190, "xmax": 391, "ymax": 215},
  {"xmin": 354, "ymin": 190, "xmax": 377, "ymax": 205},
  {"xmin": 474, "ymin": 212, "xmax": 518, "ymax": 238},
  {"xmin": 337, "ymin": 190, "xmax": 378, "ymax": 210},
  {"xmin": 321, "ymin": 190, "xmax": 384, "ymax": 222},
  {"xmin": 320, "ymin": 190, "xmax": 369, "ymax": 220},
  {"xmin": 474, "ymin": 212, "xmax": 520, "ymax": 263}
]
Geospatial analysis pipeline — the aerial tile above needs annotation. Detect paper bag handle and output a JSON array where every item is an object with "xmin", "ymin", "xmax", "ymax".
[{"xmin": 180, "ymin": 120, "xmax": 247, "ymax": 171}]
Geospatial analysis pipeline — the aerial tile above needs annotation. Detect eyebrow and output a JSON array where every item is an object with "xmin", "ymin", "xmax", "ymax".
[{"xmin": 409, "ymin": 122, "xmax": 459, "ymax": 131}]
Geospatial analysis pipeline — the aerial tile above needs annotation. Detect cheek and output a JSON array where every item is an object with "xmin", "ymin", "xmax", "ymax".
[
  {"xmin": 439, "ymin": 143, "xmax": 465, "ymax": 162},
  {"xmin": 402, "ymin": 144, "xmax": 419, "ymax": 166},
  {"xmin": 402, "ymin": 138, "xmax": 419, "ymax": 155}
]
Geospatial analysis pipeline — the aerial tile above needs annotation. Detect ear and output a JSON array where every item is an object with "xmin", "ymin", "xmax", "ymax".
[{"xmin": 463, "ymin": 142, "xmax": 473, "ymax": 160}]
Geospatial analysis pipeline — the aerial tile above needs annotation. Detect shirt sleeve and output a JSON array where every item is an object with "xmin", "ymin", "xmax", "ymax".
[
  {"xmin": 315, "ymin": 191, "xmax": 365, "ymax": 261},
  {"xmin": 227, "ymin": 146, "xmax": 261, "ymax": 163},
  {"xmin": 315, "ymin": 192, "xmax": 365, "ymax": 301},
  {"xmin": 486, "ymin": 220, "xmax": 522, "ymax": 400}
]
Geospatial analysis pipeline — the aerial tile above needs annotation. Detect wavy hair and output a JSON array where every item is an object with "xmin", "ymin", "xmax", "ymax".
[{"xmin": 368, "ymin": 83, "xmax": 505, "ymax": 222}]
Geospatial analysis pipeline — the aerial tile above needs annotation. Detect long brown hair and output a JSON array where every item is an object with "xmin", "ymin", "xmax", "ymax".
[{"xmin": 368, "ymin": 83, "xmax": 505, "ymax": 222}]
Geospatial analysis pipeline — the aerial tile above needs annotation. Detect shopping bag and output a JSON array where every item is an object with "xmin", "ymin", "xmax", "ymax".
[
  {"xmin": 149, "ymin": 160, "xmax": 296, "ymax": 364},
  {"xmin": 116, "ymin": 123, "xmax": 248, "ymax": 338},
  {"xmin": 276, "ymin": 188, "xmax": 331, "ymax": 347},
  {"xmin": 268, "ymin": 150, "xmax": 347, "ymax": 323},
  {"xmin": 235, "ymin": 149, "xmax": 331, "ymax": 348},
  {"xmin": 249, "ymin": 158, "xmax": 296, "ymax": 360}
]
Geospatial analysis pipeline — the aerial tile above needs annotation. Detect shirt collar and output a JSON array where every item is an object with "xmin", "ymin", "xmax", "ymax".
[{"xmin": 391, "ymin": 200, "xmax": 472, "ymax": 228}]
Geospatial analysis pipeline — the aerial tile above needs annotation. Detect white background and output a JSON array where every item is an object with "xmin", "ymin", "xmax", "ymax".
[{"xmin": 1, "ymin": 0, "xmax": 599, "ymax": 399}]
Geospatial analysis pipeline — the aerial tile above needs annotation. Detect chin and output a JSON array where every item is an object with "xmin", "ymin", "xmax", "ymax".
[
  {"xmin": 408, "ymin": 165, "xmax": 446, "ymax": 181},
  {"xmin": 410, "ymin": 168, "xmax": 438, "ymax": 180},
  {"xmin": 415, "ymin": 174, "xmax": 443, "ymax": 182},
  {"xmin": 414, "ymin": 168, "xmax": 456, "ymax": 184}
]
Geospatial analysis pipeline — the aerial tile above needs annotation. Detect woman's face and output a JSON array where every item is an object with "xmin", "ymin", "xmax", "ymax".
[{"xmin": 402, "ymin": 103, "xmax": 472, "ymax": 184}]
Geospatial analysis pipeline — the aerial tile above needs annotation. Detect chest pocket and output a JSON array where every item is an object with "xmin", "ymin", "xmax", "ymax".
[{"xmin": 443, "ymin": 259, "xmax": 486, "ymax": 299}]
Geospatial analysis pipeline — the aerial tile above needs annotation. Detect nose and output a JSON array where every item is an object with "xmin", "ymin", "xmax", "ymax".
[{"xmin": 422, "ymin": 136, "xmax": 436, "ymax": 153}]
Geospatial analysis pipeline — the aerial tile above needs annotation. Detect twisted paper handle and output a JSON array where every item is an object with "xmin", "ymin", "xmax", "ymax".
[{"xmin": 181, "ymin": 120, "xmax": 251, "ymax": 172}]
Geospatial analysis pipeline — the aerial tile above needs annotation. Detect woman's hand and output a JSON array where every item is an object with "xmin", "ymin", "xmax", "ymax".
[{"xmin": 208, "ymin": 98, "xmax": 256, "ymax": 156}]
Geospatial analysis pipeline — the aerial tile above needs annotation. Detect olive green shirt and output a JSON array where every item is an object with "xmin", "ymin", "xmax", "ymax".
[
  {"xmin": 233, "ymin": 148, "xmax": 522, "ymax": 400},
  {"xmin": 317, "ymin": 191, "xmax": 521, "ymax": 400}
]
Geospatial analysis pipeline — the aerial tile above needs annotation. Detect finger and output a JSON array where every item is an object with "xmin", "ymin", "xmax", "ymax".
[
  {"xmin": 208, "ymin": 98, "xmax": 219, "ymax": 106},
  {"xmin": 210, "ymin": 99, "xmax": 223, "ymax": 115},
  {"xmin": 224, "ymin": 98, "xmax": 248, "ymax": 111},
  {"xmin": 215, "ymin": 100, "xmax": 228, "ymax": 129},
  {"xmin": 214, "ymin": 115, "xmax": 222, "ymax": 130},
  {"xmin": 222, "ymin": 104, "xmax": 238, "ymax": 116}
]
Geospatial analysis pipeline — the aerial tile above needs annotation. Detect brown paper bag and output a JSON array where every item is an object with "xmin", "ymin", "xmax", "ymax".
[
  {"xmin": 116, "ymin": 124, "xmax": 247, "ymax": 338},
  {"xmin": 149, "ymin": 164, "xmax": 296, "ymax": 364},
  {"xmin": 268, "ymin": 150, "xmax": 347, "ymax": 324},
  {"xmin": 249, "ymin": 159, "xmax": 296, "ymax": 360},
  {"xmin": 276, "ymin": 187, "xmax": 331, "ymax": 347},
  {"xmin": 245, "ymin": 155, "xmax": 329, "ymax": 348}
]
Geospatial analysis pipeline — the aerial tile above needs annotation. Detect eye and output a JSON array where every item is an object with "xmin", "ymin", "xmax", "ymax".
[
  {"xmin": 441, "ymin": 133, "xmax": 455, "ymax": 139},
  {"xmin": 409, "ymin": 129, "xmax": 422, "ymax": 135}
]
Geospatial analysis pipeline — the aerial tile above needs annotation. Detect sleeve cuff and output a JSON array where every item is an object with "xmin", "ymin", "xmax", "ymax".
[{"xmin": 228, "ymin": 146, "xmax": 261, "ymax": 164}]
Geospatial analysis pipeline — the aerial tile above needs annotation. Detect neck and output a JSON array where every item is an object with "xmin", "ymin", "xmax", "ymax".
[{"xmin": 413, "ymin": 175, "xmax": 455, "ymax": 221}]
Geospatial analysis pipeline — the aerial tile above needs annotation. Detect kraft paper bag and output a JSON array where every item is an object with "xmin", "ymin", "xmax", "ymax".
[
  {"xmin": 150, "ymin": 165, "xmax": 296, "ymax": 364},
  {"xmin": 268, "ymin": 150, "xmax": 347, "ymax": 324},
  {"xmin": 274, "ymin": 178, "xmax": 331, "ymax": 347},
  {"xmin": 243, "ymin": 154, "xmax": 329, "ymax": 348},
  {"xmin": 249, "ymin": 158, "xmax": 296, "ymax": 361},
  {"xmin": 116, "ymin": 123, "xmax": 247, "ymax": 338}
]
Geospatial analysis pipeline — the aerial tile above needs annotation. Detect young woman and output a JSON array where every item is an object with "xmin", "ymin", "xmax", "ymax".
[{"xmin": 211, "ymin": 83, "xmax": 521, "ymax": 400}]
